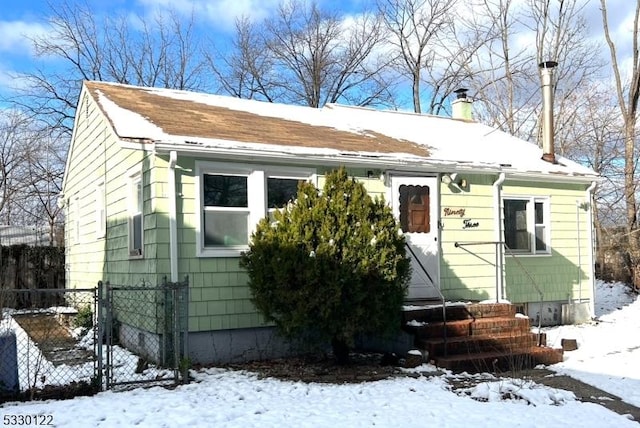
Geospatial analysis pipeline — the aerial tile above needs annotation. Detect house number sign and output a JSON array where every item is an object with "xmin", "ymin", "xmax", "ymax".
[
  {"xmin": 463, "ymin": 219, "xmax": 480, "ymax": 229},
  {"xmin": 443, "ymin": 208, "xmax": 466, "ymax": 217},
  {"xmin": 443, "ymin": 208, "xmax": 479, "ymax": 229}
]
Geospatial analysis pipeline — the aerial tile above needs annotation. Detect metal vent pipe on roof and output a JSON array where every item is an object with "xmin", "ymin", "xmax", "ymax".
[{"xmin": 540, "ymin": 61, "xmax": 558, "ymax": 164}]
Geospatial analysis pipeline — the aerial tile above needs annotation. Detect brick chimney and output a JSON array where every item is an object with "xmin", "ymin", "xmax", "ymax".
[
  {"xmin": 452, "ymin": 88, "xmax": 473, "ymax": 121},
  {"xmin": 539, "ymin": 61, "xmax": 558, "ymax": 164}
]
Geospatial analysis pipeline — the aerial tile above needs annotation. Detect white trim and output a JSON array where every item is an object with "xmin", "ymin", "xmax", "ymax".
[
  {"xmin": 388, "ymin": 175, "xmax": 441, "ymax": 298},
  {"xmin": 95, "ymin": 182, "xmax": 106, "ymax": 239},
  {"xmin": 128, "ymin": 169, "xmax": 144, "ymax": 259},
  {"xmin": 153, "ymin": 143, "xmax": 598, "ymax": 184},
  {"xmin": 168, "ymin": 151, "xmax": 178, "ymax": 282},
  {"xmin": 195, "ymin": 161, "xmax": 315, "ymax": 257},
  {"xmin": 586, "ymin": 181, "xmax": 597, "ymax": 317},
  {"xmin": 502, "ymin": 195, "xmax": 551, "ymax": 256},
  {"xmin": 493, "ymin": 173, "xmax": 506, "ymax": 301},
  {"xmin": 74, "ymin": 196, "xmax": 80, "ymax": 244}
]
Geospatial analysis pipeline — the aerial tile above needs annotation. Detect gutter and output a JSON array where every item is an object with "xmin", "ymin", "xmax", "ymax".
[
  {"xmin": 493, "ymin": 172, "xmax": 507, "ymax": 301},
  {"xmin": 151, "ymin": 142, "xmax": 598, "ymax": 184},
  {"xmin": 169, "ymin": 151, "xmax": 178, "ymax": 282},
  {"xmin": 585, "ymin": 181, "xmax": 597, "ymax": 317}
]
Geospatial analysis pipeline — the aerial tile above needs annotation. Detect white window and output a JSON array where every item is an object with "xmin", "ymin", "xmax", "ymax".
[
  {"xmin": 74, "ymin": 196, "xmax": 80, "ymax": 244},
  {"xmin": 196, "ymin": 162, "xmax": 314, "ymax": 257},
  {"xmin": 129, "ymin": 172, "xmax": 144, "ymax": 257},
  {"xmin": 503, "ymin": 197, "xmax": 550, "ymax": 255},
  {"xmin": 95, "ymin": 182, "xmax": 106, "ymax": 238},
  {"xmin": 266, "ymin": 174, "xmax": 307, "ymax": 221}
]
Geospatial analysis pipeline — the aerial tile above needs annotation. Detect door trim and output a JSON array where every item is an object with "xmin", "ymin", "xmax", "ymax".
[{"xmin": 388, "ymin": 174, "xmax": 441, "ymax": 298}]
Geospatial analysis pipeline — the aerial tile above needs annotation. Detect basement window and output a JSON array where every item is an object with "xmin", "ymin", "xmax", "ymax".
[
  {"xmin": 196, "ymin": 161, "xmax": 314, "ymax": 257},
  {"xmin": 503, "ymin": 197, "xmax": 550, "ymax": 255}
]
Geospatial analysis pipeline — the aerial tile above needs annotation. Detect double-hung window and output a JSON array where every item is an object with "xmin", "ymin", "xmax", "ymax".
[
  {"xmin": 129, "ymin": 172, "xmax": 144, "ymax": 258},
  {"xmin": 503, "ymin": 196, "xmax": 550, "ymax": 255},
  {"xmin": 196, "ymin": 162, "xmax": 313, "ymax": 257}
]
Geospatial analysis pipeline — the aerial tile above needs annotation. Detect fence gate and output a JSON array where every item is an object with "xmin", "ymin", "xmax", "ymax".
[{"xmin": 98, "ymin": 276, "xmax": 189, "ymax": 390}]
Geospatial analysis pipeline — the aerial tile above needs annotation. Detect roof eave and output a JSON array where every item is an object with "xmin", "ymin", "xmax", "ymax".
[{"xmin": 150, "ymin": 140, "xmax": 598, "ymax": 183}]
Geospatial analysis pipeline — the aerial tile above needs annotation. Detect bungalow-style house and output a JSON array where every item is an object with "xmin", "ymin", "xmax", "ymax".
[{"xmin": 62, "ymin": 73, "xmax": 598, "ymax": 364}]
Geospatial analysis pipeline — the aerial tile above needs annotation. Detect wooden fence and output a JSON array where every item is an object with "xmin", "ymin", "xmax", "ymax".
[{"xmin": 0, "ymin": 245, "xmax": 65, "ymax": 309}]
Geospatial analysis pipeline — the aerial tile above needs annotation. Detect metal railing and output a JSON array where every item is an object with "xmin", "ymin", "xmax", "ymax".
[
  {"xmin": 454, "ymin": 241, "xmax": 544, "ymax": 346},
  {"xmin": 404, "ymin": 242, "xmax": 449, "ymax": 356}
]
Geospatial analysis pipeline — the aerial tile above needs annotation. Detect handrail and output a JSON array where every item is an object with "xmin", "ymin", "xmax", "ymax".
[
  {"xmin": 404, "ymin": 242, "xmax": 448, "ymax": 357},
  {"xmin": 454, "ymin": 240, "xmax": 544, "ymax": 346}
]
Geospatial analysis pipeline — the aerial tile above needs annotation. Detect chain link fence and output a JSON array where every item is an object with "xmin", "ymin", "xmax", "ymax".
[
  {"xmin": 0, "ymin": 288, "xmax": 98, "ymax": 402},
  {"xmin": 99, "ymin": 276, "xmax": 189, "ymax": 390},
  {"xmin": 0, "ymin": 277, "xmax": 189, "ymax": 402}
]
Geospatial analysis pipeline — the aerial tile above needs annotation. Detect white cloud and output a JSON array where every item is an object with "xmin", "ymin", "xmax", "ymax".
[
  {"xmin": 0, "ymin": 20, "xmax": 48, "ymax": 54},
  {"xmin": 136, "ymin": 0, "xmax": 281, "ymax": 31}
]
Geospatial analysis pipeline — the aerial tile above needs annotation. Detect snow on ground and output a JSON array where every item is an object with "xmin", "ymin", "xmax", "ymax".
[
  {"xmin": 1, "ymin": 280, "xmax": 638, "ymax": 428},
  {"xmin": 545, "ymin": 281, "xmax": 640, "ymax": 408},
  {"xmin": 0, "ymin": 310, "xmax": 174, "ymax": 390}
]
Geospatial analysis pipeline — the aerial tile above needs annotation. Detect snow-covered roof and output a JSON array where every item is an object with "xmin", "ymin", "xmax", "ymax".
[{"xmin": 83, "ymin": 81, "xmax": 597, "ymax": 181}]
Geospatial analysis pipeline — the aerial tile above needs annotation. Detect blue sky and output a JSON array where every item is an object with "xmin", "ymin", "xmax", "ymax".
[
  {"xmin": 0, "ymin": 0, "xmax": 369, "ymax": 90},
  {"xmin": 0, "ymin": 0, "xmax": 636, "ymax": 103}
]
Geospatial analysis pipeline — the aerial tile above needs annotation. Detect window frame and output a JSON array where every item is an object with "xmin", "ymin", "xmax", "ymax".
[
  {"xmin": 95, "ymin": 182, "xmax": 106, "ymax": 239},
  {"xmin": 74, "ymin": 196, "xmax": 80, "ymax": 244},
  {"xmin": 128, "ymin": 170, "xmax": 144, "ymax": 259},
  {"xmin": 502, "ymin": 195, "xmax": 551, "ymax": 256},
  {"xmin": 195, "ymin": 161, "xmax": 314, "ymax": 257}
]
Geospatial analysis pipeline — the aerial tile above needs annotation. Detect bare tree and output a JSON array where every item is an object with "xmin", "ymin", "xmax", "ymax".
[
  {"xmin": 3, "ymin": 1, "xmax": 208, "ymax": 233},
  {"xmin": 469, "ymin": 0, "xmax": 602, "ymax": 144},
  {"xmin": 21, "ymin": 132, "xmax": 66, "ymax": 244},
  {"xmin": 561, "ymin": 82, "xmax": 625, "ymax": 277},
  {"xmin": 526, "ymin": 0, "xmax": 604, "ymax": 152},
  {"xmin": 469, "ymin": 0, "xmax": 539, "ymax": 136},
  {"xmin": 377, "ymin": 0, "xmax": 459, "ymax": 113},
  {"xmin": 600, "ymin": 0, "xmax": 640, "ymax": 287},
  {"xmin": 8, "ymin": 1, "xmax": 208, "ymax": 136},
  {"xmin": 0, "ymin": 111, "xmax": 38, "ymax": 225},
  {"xmin": 0, "ymin": 110, "xmax": 63, "ymax": 243},
  {"xmin": 211, "ymin": 0, "xmax": 393, "ymax": 108},
  {"xmin": 206, "ymin": 16, "xmax": 280, "ymax": 102}
]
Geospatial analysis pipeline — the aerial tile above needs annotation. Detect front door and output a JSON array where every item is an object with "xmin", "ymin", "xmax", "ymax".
[{"xmin": 391, "ymin": 176, "xmax": 440, "ymax": 300}]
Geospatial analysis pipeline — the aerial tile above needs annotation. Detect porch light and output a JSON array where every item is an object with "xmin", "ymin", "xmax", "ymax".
[{"xmin": 441, "ymin": 173, "xmax": 467, "ymax": 189}]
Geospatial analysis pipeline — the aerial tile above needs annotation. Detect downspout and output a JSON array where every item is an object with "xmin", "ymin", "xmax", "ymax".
[
  {"xmin": 585, "ymin": 181, "xmax": 597, "ymax": 318},
  {"xmin": 493, "ymin": 172, "xmax": 506, "ymax": 301},
  {"xmin": 169, "ymin": 151, "xmax": 178, "ymax": 283},
  {"xmin": 576, "ymin": 200, "xmax": 582, "ymax": 302}
]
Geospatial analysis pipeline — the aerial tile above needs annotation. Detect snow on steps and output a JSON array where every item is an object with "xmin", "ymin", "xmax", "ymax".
[{"xmin": 402, "ymin": 302, "xmax": 563, "ymax": 373}]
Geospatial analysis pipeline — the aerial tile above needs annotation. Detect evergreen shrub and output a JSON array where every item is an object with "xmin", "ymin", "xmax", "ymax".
[{"xmin": 241, "ymin": 168, "xmax": 411, "ymax": 363}]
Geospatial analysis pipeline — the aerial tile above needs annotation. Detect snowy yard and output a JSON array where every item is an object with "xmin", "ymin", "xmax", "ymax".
[
  {"xmin": 0, "ymin": 308, "xmax": 175, "ymax": 393},
  {"xmin": 1, "ymin": 281, "xmax": 639, "ymax": 427}
]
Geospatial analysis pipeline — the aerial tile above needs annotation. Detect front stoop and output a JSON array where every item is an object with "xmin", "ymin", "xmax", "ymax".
[{"xmin": 402, "ymin": 302, "xmax": 563, "ymax": 373}]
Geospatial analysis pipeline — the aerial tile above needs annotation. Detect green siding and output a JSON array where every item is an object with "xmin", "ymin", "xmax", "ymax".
[
  {"xmin": 502, "ymin": 180, "xmax": 592, "ymax": 304},
  {"xmin": 68, "ymin": 105, "xmax": 594, "ymax": 334},
  {"xmin": 440, "ymin": 174, "xmax": 497, "ymax": 301},
  {"xmin": 174, "ymin": 163, "xmax": 392, "ymax": 332}
]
